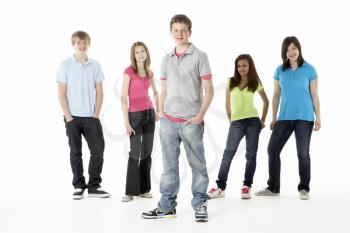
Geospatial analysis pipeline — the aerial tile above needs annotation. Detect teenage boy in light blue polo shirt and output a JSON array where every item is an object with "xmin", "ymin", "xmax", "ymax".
[
  {"xmin": 57, "ymin": 31, "xmax": 110, "ymax": 199},
  {"xmin": 142, "ymin": 14, "xmax": 214, "ymax": 222}
]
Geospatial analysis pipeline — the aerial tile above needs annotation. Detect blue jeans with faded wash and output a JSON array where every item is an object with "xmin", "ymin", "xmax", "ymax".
[{"xmin": 157, "ymin": 117, "xmax": 209, "ymax": 212}]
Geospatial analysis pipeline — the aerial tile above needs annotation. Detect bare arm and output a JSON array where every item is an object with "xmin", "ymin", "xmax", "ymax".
[
  {"xmin": 188, "ymin": 79, "xmax": 214, "ymax": 124},
  {"xmin": 225, "ymin": 86, "xmax": 231, "ymax": 123},
  {"xmin": 57, "ymin": 82, "xmax": 73, "ymax": 122},
  {"xmin": 150, "ymin": 77, "xmax": 160, "ymax": 120},
  {"xmin": 270, "ymin": 80, "xmax": 280, "ymax": 130},
  {"xmin": 94, "ymin": 81, "xmax": 103, "ymax": 118},
  {"xmin": 258, "ymin": 89, "xmax": 269, "ymax": 128},
  {"xmin": 310, "ymin": 79, "xmax": 321, "ymax": 131},
  {"xmin": 159, "ymin": 80, "xmax": 167, "ymax": 117},
  {"xmin": 121, "ymin": 74, "xmax": 135, "ymax": 135}
]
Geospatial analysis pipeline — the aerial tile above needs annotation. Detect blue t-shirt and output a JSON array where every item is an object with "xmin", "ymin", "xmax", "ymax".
[
  {"xmin": 274, "ymin": 61, "xmax": 317, "ymax": 121},
  {"xmin": 56, "ymin": 56, "xmax": 105, "ymax": 117}
]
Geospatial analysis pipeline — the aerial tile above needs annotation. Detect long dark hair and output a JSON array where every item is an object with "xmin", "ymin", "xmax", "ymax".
[
  {"xmin": 229, "ymin": 54, "xmax": 261, "ymax": 92},
  {"xmin": 281, "ymin": 36, "xmax": 304, "ymax": 71}
]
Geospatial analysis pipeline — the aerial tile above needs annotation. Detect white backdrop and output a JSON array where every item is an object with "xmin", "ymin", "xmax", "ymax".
[{"xmin": 0, "ymin": 0, "xmax": 349, "ymax": 231}]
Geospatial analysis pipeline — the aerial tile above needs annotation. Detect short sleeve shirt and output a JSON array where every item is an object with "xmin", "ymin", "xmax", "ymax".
[
  {"xmin": 274, "ymin": 61, "xmax": 317, "ymax": 121},
  {"xmin": 124, "ymin": 66, "xmax": 153, "ymax": 112},
  {"xmin": 160, "ymin": 43, "xmax": 212, "ymax": 119},
  {"xmin": 56, "ymin": 56, "xmax": 104, "ymax": 117},
  {"xmin": 227, "ymin": 79, "xmax": 264, "ymax": 121}
]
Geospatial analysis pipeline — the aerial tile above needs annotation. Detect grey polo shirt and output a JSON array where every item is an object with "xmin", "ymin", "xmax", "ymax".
[
  {"xmin": 160, "ymin": 44, "xmax": 212, "ymax": 119},
  {"xmin": 56, "ymin": 56, "xmax": 105, "ymax": 117}
]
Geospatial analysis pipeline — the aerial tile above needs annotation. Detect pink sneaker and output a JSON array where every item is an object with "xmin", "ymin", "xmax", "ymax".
[
  {"xmin": 208, "ymin": 187, "xmax": 225, "ymax": 199},
  {"xmin": 241, "ymin": 186, "xmax": 251, "ymax": 199}
]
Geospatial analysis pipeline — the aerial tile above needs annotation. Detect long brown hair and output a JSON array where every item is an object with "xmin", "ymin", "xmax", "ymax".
[
  {"xmin": 281, "ymin": 36, "xmax": 304, "ymax": 71},
  {"xmin": 229, "ymin": 54, "xmax": 261, "ymax": 92},
  {"xmin": 130, "ymin": 41, "xmax": 152, "ymax": 78}
]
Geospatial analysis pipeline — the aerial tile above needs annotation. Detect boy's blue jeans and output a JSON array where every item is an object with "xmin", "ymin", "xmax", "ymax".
[{"xmin": 157, "ymin": 117, "xmax": 209, "ymax": 212}]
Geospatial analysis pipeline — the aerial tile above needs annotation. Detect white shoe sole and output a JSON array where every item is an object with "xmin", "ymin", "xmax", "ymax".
[
  {"xmin": 241, "ymin": 194, "xmax": 251, "ymax": 199},
  {"xmin": 208, "ymin": 194, "xmax": 225, "ymax": 199},
  {"xmin": 88, "ymin": 194, "xmax": 110, "ymax": 198},
  {"xmin": 141, "ymin": 214, "xmax": 177, "ymax": 219},
  {"xmin": 122, "ymin": 196, "xmax": 134, "ymax": 202},
  {"xmin": 300, "ymin": 196, "xmax": 310, "ymax": 200},
  {"xmin": 139, "ymin": 194, "xmax": 153, "ymax": 198}
]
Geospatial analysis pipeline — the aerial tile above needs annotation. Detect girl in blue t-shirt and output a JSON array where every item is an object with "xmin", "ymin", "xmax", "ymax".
[{"xmin": 255, "ymin": 36, "xmax": 321, "ymax": 200}]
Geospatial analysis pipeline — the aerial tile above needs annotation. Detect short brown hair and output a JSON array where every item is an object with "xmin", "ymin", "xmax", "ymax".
[
  {"xmin": 71, "ymin": 31, "xmax": 91, "ymax": 45},
  {"xmin": 170, "ymin": 14, "xmax": 192, "ymax": 32}
]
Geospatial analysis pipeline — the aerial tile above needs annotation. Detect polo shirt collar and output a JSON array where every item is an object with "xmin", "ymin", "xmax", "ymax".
[
  {"xmin": 171, "ymin": 43, "xmax": 195, "ymax": 57},
  {"xmin": 72, "ymin": 55, "xmax": 92, "ymax": 65}
]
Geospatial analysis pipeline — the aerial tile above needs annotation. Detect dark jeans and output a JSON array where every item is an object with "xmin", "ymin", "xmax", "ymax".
[
  {"xmin": 64, "ymin": 116, "xmax": 105, "ymax": 190},
  {"xmin": 267, "ymin": 120, "xmax": 314, "ymax": 193},
  {"xmin": 216, "ymin": 117, "xmax": 262, "ymax": 189},
  {"xmin": 125, "ymin": 109, "xmax": 155, "ymax": 195}
]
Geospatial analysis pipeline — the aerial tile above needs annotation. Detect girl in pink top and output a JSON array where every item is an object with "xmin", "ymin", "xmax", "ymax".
[{"xmin": 121, "ymin": 41, "xmax": 159, "ymax": 202}]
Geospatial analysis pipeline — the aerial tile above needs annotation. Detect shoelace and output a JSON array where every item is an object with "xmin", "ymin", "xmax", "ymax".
[
  {"xmin": 153, "ymin": 208, "xmax": 161, "ymax": 214},
  {"xmin": 196, "ymin": 206, "xmax": 207, "ymax": 214}
]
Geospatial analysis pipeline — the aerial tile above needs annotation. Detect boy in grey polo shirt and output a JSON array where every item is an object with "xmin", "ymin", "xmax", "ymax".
[
  {"xmin": 57, "ymin": 31, "xmax": 110, "ymax": 199},
  {"xmin": 142, "ymin": 14, "xmax": 214, "ymax": 222}
]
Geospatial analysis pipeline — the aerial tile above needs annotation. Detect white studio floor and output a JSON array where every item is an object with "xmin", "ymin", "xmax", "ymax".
[{"xmin": 1, "ymin": 187, "xmax": 349, "ymax": 233}]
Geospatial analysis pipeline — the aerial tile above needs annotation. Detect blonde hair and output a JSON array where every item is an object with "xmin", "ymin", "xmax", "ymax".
[
  {"xmin": 130, "ymin": 41, "xmax": 152, "ymax": 78},
  {"xmin": 71, "ymin": 31, "xmax": 91, "ymax": 45}
]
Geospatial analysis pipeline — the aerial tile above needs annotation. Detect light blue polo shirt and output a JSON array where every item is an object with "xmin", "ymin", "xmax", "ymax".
[
  {"xmin": 56, "ymin": 56, "xmax": 105, "ymax": 117},
  {"xmin": 274, "ymin": 61, "xmax": 317, "ymax": 121},
  {"xmin": 160, "ymin": 43, "xmax": 212, "ymax": 119}
]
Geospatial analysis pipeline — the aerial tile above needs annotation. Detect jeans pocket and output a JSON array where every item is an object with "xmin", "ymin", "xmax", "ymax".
[
  {"xmin": 129, "ymin": 116, "xmax": 143, "ymax": 128},
  {"xmin": 150, "ymin": 109, "xmax": 156, "ymax": 121},
  {"xmin": 65, "ymin": 119, "xmax": 74, "ymax": 127}
]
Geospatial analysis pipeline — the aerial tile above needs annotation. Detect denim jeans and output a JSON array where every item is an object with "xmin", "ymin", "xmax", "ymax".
[
  {"xmin": 216, "ymin": 117, "xmax": 262, "ymax": 189},
  {"xmin": 64, "ymin": 116, "xmax": 105, "ymax": 190},
  {"xmin": 267, "ymin": 120, "xmax": 314, "ymax": 193},
  {"xmin": 158, "ymin": 117, "xmax": 209, "ymax": 212},
  {"xmin": 125, "ymin": 109, "xmax": 155, "ymax": 195}
]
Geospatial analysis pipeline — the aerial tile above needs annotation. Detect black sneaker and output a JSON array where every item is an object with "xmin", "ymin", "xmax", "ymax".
[
  {"xmin": 73, "ymin": 188, "xmax": 85, "ymax": 200},
  {"xmin": 194, "ymin": 203, "xmax": 208, "ymax": 222},
  {"xmin": 141, "ymin": 208, "xmax": 177, "ymax": 219},
  {"xmin": 88, "ymin": 187, "xmax": 110, "ymax": 198}
]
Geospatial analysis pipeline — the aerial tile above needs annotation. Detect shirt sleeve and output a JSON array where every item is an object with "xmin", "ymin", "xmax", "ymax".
[
  {"xmin": 199, "ymin": 53, "xmax": 212, "ymax": 80},
  {"xmin": 308, "ymin": 65, "xmax": 318, "ymax": 81},
  {"xmin": 95, "ymin": 62, "xmax": 105, "ymax": 83},
  {"xmin": 226, "ymin": 78, "xmax": 231, "ymax": 89},
  {"xmin": 124, "ymin": 67, "xmax": 134, "ymax": 80},
  {"xmin": 257, "ymin": 82, "xmax": 264, "ymax": 92},
  {"xmin": 160, "ymin": 57, "xmax": 167, "ymax": 80},
  {"xmin": 273, "ymin": 66, "xmax": 280, "ymax": 81},
  {"xmin": 56, "ymin": 61, "xmax": 67, "ymax": 83}
]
